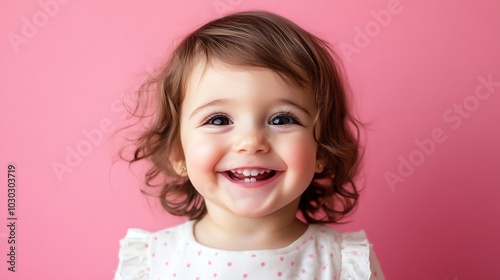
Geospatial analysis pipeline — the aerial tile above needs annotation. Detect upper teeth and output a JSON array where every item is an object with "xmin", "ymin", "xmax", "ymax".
[{"xmin": 230, "ymin": 169, "xmax": 271, "ymax": 176}]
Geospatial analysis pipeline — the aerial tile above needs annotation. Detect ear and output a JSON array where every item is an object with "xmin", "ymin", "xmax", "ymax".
[
  {"xmin": 315, "ymin": 159, "xmax": 325, "ymax": 173},
  {"xmin": 171, "ymin": 158, "xmax": 187, "ymax": 177},
  {"xmin": 169, "ymin": 139, "xmax": 188, "ymax": 177},
  {"xmin": 315, "ymin": 148, "xmax": 326, "ymax": 173}
]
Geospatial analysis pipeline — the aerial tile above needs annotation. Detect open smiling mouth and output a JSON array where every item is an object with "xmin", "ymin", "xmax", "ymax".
[{"xmin": 225, "ymin": 169, "xmax": 278, "ymax": 183}]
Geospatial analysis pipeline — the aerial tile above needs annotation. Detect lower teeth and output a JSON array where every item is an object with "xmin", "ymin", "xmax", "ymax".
[{"xmin": 243, "ymin": 178, "xmax": 257, "ymax": 183}]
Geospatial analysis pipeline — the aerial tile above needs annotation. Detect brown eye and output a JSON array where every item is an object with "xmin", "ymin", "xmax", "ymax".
[
  {"xmin": 205, "ymin": 114, "xmax": 232, "ymax": 125},
  {"xmin": 269, "ymin": 113, "xmax": 299, "ymax": 125}
]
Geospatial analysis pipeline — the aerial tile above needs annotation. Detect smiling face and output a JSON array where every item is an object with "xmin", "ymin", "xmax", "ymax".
[{"xmin": 178, "ymin": 59, "xmax": 319, "ymax": 219}]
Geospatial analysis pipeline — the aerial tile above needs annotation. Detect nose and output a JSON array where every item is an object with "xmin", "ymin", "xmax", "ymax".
[{"xmin": 233, "ymin": 126, "xmax": 270, "ymax": 154}]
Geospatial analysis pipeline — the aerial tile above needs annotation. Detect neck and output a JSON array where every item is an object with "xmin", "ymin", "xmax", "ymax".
[{"xmin": 193, "ymin": 199, "xmax": 307, "ymax": 250}]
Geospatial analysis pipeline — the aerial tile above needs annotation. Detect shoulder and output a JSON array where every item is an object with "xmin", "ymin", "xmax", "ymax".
[
  {"xmin": 114, "ymin": 228, "xmax": 152, "ymax": 280},
  {"xmin": 307, "ymin": 225, "xmax": 385, "ymax": 280},
  {"xmin": 339, "ymin": 229, "xmax": 385, "ymax": 280},
  {"xmin": 114, "ymin": 221, "xmax": 194, "ymax": 280}
]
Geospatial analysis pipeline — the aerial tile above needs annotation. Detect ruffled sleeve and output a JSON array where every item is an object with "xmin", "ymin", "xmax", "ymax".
[
  {"xmin": 340, "ymin": 231, "xmax": 385, "ymax": 280},
  {"xmin": 114, "ymin": 229, "xmax": 152, "ymax": 280}
]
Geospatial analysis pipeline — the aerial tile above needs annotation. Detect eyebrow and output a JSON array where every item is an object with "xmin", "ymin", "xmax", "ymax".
[
  {"xmin": 276, "ymin": 98, "xmax": 312, "ymax": 117},
  {"xmin": 189, "ymin": 99, "xmax": 230, "ymax": 119},
  {"xmin": 189, "ymin": 98, "xmax": 312, "ymax": 119}
]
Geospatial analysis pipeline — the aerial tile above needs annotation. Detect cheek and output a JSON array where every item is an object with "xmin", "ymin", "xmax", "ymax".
[
  {"xmin": 183, "ymin": 134, "xmax": 224, "ymax": 172},
  {"xmin": 277, "ymin": 134, "xmax": 318, "ymax": 173},
  {"xmin": 182, "ymin": 136, "xmax": 225, "ymax": 197}
]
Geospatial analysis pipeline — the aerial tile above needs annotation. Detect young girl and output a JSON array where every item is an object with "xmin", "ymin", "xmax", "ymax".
[{"xmin": 115, "ymin": 11, "xmax": 384, "ymax": 280}]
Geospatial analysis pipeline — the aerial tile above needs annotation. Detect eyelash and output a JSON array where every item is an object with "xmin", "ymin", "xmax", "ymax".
[
  {"xmin": 202, "ymin": 112, "xmax": 232, "ymax": 126},
  {"xmin": 201, "ymin": 111, "xmax": 302, "ymax": 126},
  {"xmin": 269, "ymin": 111, "xmax": 302, "ymax": 126}
]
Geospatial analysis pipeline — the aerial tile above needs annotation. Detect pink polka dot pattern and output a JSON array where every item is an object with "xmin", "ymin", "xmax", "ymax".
[{"xmin": 115, "ymin": 221, "xmax": 384, "ymax": 279}]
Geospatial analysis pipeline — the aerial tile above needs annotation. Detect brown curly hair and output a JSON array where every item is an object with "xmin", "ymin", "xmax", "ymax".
[{"xmin": 123, "ymin": 11, "xmax": 362, "ymax": 224}]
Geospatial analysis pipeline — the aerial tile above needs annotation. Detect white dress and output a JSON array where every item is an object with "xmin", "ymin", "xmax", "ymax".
[{"xmin": 115, "ymin": 220, "xmax": 384, "ymax": 280}]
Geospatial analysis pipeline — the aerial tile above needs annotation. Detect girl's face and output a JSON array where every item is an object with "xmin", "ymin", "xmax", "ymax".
[{"xmin": 179, "ymin": 60, "xmax": 319, "ymax": 219}]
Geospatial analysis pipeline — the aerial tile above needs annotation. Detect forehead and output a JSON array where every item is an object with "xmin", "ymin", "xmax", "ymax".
[{"xmin": 183, "ymin": 59, "xmax": 314, "ymax": 108}]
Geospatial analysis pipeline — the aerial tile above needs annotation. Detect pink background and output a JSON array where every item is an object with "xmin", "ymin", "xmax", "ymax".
[{"xmin": 1, "ymin": 0, "xmax": 499, "ymax": 279}]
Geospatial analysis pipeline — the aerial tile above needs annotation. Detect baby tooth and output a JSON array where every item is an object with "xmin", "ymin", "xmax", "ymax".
[
  {"xmin": 233, "ymin": 169, "xmax": 272, "ymax": 175},
  {"xmin": 243, "ymin": 177, "xmax": 257, "ymax": 183}
]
